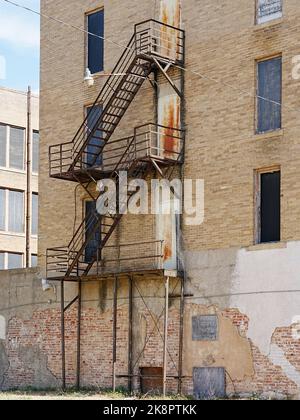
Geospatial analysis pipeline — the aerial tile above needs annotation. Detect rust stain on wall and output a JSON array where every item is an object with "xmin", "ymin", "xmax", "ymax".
[
  {"xmin": 159, "ymin": 0, "xmax": 181, "ymax": 61},
  {"xmin": 161, "ymin": 95, "xmax": 180, "ymax": 159}
]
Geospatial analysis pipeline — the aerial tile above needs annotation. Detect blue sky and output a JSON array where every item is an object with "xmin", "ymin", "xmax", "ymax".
[{"xmin": 0, "ymin": 0, "xmax": 40, "ymax": 93}]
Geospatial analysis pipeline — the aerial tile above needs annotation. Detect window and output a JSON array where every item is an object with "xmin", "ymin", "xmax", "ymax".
[
  {"xmin": 8, "ymin": 190, "xmax": 24, "ymax": 233},
  {"xmin": 32, "ymin": 131, "xmax": 39, "ymax": 173},
  {"xmin": 0, "ymin": 188, "xmax": 5, "ymax": 231},
  {"xmin": 0, "ymin": 125, "xmax": 6, "ymax": 167},
  {"xmin": 31, "ymin": 254, "xmax": 38, "ymax": 267},
  {"xmin": 31, "ymin": 193, "xmax": 38, "ymax": 235},
  {"xmin": 0, "ymin": 252, "xmax": 23, "ymax": 270},
  {"xmin": 0, "ymin": 189, "xmax": 24, "ymax": 233},
  {"xmin": 85, "ymin": 200, "xmax": 101, "ymax": 263},
  {"xmin": 86, "ymin": 105, "xmax": 103, "ymax": 167},
  {"xmin": 87, "ymin": 9, "xmax": 104, "ymax": 74},
  {"xmin": 257, "ymin": 0, "xmax": 282, "ymax": 24},
  {"xmin": 9, "ymin": 127, "xmax": 25, "ymax": 170},
  {"xmin": 7, "ymin": 253, "xmax": 23, "ymax": 269},
  {"xmin": 0, "ymin": 252, "xmax": 4, "ymax": 270},
  {"xmin": 257, "ymin": 56, "xmax": 282, "ymax": 134},
  {"xmin": 256, "ymin": 169, "xmax": 281, "ymax": 244}
]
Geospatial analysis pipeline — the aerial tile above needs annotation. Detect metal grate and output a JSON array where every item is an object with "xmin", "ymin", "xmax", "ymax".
[{"xmin": 258, "ymin": 0, "xmax": 282, "ymax": 20}]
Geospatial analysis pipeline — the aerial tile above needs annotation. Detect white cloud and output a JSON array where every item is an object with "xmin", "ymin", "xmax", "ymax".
[{"xmin": 0, "ymin": 12, "xmax": 40, "ymax": 49}]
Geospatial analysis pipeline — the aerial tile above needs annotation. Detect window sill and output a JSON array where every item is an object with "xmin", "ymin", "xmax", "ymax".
[
  {"xmin": 247, "ymin": 242, "xmax": 287, "ymax": 252},
  {"xmin": 0, "ymin": 231, "xmax": 25, "ymax": 238},
  {"xmin": 254, "ymin": 17, "xmax": 283, "ymax": 31},
  {"xmin": 0, "ymin": 167, "xmax": 26, "ymax": 175},
  {"xmin": 255, "ymin": 129, "xmax": 284, "ymax": 140}
]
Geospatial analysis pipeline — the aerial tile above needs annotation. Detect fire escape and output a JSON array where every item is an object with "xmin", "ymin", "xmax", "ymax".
[{"xmin": 46, "ymin": 20, "xmax": 185, "ymax": 394}]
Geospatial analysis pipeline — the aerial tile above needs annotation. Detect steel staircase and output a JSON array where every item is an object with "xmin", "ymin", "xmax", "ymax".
[
  {"xmin": 49, "ymin": 19, "xmax": 185, "ymax": 182},
  {"xmin": 47, "ymin": 20, "xmax": 185, "ymax": 280}
]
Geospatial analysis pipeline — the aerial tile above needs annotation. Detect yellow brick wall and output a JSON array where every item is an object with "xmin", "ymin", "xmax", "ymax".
[{"xmin": 39, "ymin": 0, "xmax": 300, "ymax": 269}]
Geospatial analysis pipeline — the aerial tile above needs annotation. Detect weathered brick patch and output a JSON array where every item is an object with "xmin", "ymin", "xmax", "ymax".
[{"xmin": 1, "ymin": 304, "xmax": 300, "ymax": 397}]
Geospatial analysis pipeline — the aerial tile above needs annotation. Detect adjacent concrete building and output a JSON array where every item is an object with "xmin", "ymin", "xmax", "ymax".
[
  {"xmin": 0, "ymin": 87, "xmax": 39, "ymax": 270},
  {"xmin": 1, "ymin": 0, "xmax": 300, "ymax": 399}
]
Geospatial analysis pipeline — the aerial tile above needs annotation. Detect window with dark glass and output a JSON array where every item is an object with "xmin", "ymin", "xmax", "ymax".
[
  {"xmin": 32, "ymin": 131, "xmax": 39, "ymax": 173},
  {"xmin": 85, "ymin": 200, "xmax": 101, "ymax": 263},
  {"xmin": 9, "ymin": 127, "xmax": 25, "ymax": 170},
  {"xmin": 259, "ymin": 171, "xmax": 281, "ymax": 243},
  {"xmin": 87, "ymin": 9, "xmax": 104, "ymax": 74},
  {"xmin": 86, "ymin": 105, "xmax": 103, "ymax": 167},
  {"xmin": 257, "ymin": 57, "xmax": 282, "ymax": 133}
]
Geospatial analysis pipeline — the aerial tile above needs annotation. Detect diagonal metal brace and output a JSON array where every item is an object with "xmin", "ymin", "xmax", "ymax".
[{"xmin": 152, "ymin": 57, "xmax": 183, "ymax": 98}]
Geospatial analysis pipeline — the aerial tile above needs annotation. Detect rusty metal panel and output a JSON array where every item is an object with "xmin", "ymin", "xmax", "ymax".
[
  {"xmin": 157, "ymin": 82, "xmax": 181, "ymax": 160},
  {"xmin": 157, "ymin": 199, "xmax": 178, "ymax": 271},
  {"xmin": 140, "ymin": 367, "xmax": 163, "ymax": 395},
  {"xmin": 159, "ymin": 0, "xmax": 181, "ymax": 28},
  {"xmin": 193, "ymin": 368, "xmax": 226, "ymax": 400},
  {"xmin": 159, "ymin": 0, "xmax": 182, "ymax": 61}
]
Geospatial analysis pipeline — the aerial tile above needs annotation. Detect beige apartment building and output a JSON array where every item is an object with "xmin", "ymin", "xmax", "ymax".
[
  {"xmin": 0, "ymin": 87, "xmax": 39, "ymax": 270},
  {"xmin": 1, "ymin": 0, "xmax": 300, "ymax": 399}
]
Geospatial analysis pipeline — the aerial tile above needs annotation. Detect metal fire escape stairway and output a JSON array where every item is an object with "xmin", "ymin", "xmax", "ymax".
[
  {"xmin": 47, "ymin": 20, "xmax": 185, "ymax": 280},
  {"xmin": 65, "ymin": 140, "xmax": 153, "ymax": 278},
  {"xmin": 46, "ymin": 19, "xmax": 186, "ymax": 393}
]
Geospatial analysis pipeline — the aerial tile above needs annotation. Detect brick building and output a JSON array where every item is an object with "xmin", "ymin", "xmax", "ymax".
[
  {"xmin": 0, "ymin": 87, "xmax": 39, "ymax": 270},
  {"xmin": 1, "ymin": 0, "xmax": 300, "ymax": 399}
]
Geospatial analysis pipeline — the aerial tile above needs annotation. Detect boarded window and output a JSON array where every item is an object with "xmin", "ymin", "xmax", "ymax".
[
  {"xmin": 193, "ymin": 367, "xmax": 226, "ymax": 400},
  {"xmin": 140, "ymin": 367, "xmax": 163, "ymax": 395},
  {"xmin": 9, "ymin": 127, "xmax": 25, "ymax": 170},
  {"xmin": 0, "ymin": 188, "xmax": 5, "ymax": 231},
  {"xmin": 8, "ymin": 190, "xmax": 24, "ymax": 233},
  {"xmin": 86, "ymin": 105, "xmax": 103, "ymax": 167},
  {"xmin": 7, "ymin": 253, "xmax": 23, "ymax": 270},
  {"xmin": 85, "ymin": 200, "xmax": 101, "ymax": 263},
  {"xmin": 31, "ymin": 193, "xmax": 38, "ymax": 235},
  {"xmin": 257, "ymin": 57, "xmax": 282, "ymax": 133},
  {"xmin": 0, "ymin": 252, "xmax": 4, "ymax": 270},
  {"xmin": 88, "ymin": 10, "xmax": 104, "ymax": 74},
  {"xmin": 0, "ymin": 125, "xmax": 6, "ymax": 167},
  {"xmin": 32, "ymin": 131, "xmax": 39, "ymax": 173},
  {"xmin": 192, "ymin": 315, "xmax": 218, "ymax": 341},
  {"xmin": 259, "ymin": 171, "xmax": 281, "ymax": 243},
  {"xmin": 257, "ymin": 0, "xmax": 282, "ymax": 24}
]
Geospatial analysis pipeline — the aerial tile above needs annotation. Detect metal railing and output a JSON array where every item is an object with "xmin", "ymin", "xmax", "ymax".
[
  {"xmin": 47, "ymin": 240, "xmax": 165, "ymax": 278},
  {"xmin": 135, "ymin": 19, "xmax": 185, "ymax": 64},
  {"xmin": 48, "ymin": 19, "xmax": 185, "ymax": 179},
  {"xmin": 49, "ymin": 123, "xmax": 185, "ymax": 177}
]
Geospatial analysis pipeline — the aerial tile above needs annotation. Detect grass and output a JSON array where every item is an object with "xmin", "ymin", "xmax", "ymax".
[{"xmin": 0, "ymin": 388, "xmax": 191, "ymax": 401}]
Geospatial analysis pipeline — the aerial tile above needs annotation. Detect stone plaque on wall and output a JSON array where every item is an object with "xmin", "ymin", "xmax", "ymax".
[{"xmin": 192, "ymin": 315, "xmax": 218, "ymax": 341}]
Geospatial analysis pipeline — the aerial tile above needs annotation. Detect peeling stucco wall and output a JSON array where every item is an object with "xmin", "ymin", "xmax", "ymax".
[{"xmin": 184, "ymin": 240, "xmax": 300, "ymax": 398}]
